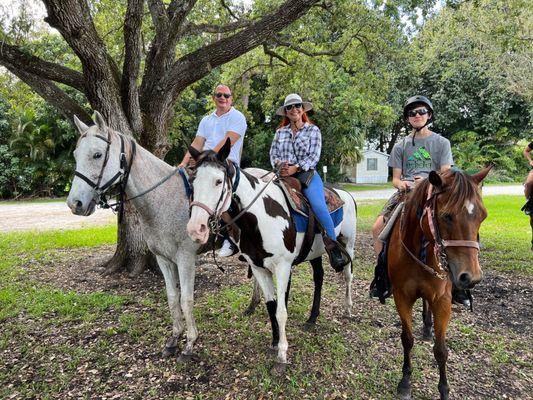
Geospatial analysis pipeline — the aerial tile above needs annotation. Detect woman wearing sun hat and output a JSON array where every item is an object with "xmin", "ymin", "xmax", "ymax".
[{"xmin": 269, "ymin": 93, "xmax": 349, "ymax": 271}]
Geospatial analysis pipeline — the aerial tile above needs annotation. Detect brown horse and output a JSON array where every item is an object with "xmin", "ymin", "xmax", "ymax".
[{"xmin": 387, "ymin": 167, "xmax": 491, "ymax": 400}]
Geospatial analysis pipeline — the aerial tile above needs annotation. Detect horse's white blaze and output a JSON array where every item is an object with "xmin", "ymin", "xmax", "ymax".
[{"xmin": 465, "ymin": 200, "xmax": 475, "ymax": 215}]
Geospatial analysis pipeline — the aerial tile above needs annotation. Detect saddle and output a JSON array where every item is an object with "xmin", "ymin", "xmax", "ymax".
[{"xmin": 275, "ymin": 177, "xmax": 344, "ymax": 217}]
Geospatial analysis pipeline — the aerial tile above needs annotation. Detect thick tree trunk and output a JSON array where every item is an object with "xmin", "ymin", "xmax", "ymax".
[{"xmin": 102, "ymin": 202, "xmax": 158, "ymax": 277}]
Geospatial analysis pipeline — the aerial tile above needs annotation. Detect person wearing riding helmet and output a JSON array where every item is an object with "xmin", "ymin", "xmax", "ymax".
[
  {"xmin": 369, "ymin": 95, "xmax": 475, "ymax": 306},
  {"xmin": 521, "ymin": 141, "xmax": 533, "ymax": 214}
]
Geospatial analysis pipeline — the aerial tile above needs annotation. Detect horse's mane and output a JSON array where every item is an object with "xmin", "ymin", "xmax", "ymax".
[{"xmin": 406, "ymin": 169, "xmax": 482, "ymax": 216}]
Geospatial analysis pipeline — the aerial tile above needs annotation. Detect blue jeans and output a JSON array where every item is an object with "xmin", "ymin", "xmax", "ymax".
[{"xmin": 302, "ymin": 172, "xmax": 336, "ymax": 239}]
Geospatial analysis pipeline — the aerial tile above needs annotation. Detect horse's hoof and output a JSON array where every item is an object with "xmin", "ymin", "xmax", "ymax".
[
  {"xmin": 397, "ymin": 389, "xmax": 412, "ymax": 400},
  {"xmin": 177, "ymin": 353, "xmax": 194, "ymax": 363},
  {"xmin": 302, "ymin": 321, "xmax": 316, "ymax": 332},
  {"xmin": 242, "ymin": 306, "xmax": 256, "ymax": 316},
  {"xmin": 162, "ymin": 345, "xmax": 177, "ymax": 357},
  {"xmin": 271, "ymin": 362, "xmax": 287, "ymax": 376},
  {"xmin": 162, "ymin": 336, "xmax": 180, "ymax": 357},
  {"xmin": 397, "ymin": 381, "xmax": 411, "ymax": 400},
  {"xmin": 422, "ymin": 331, "xmax": 433, "ymax": 341}
]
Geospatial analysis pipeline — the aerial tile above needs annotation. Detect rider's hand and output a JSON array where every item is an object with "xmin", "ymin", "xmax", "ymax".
[
  {"xmin": 286, "ymin": 165, "xmax": 299, "ymax": 176},
  {"xmin": 397, "ymin": 181, "xmax": 411, "ymax": 191}
]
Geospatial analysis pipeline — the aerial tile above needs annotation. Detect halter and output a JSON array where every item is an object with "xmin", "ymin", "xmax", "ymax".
[{"xmin": 401, "ymin": 184, "xmax": 480, "ymax": 280}]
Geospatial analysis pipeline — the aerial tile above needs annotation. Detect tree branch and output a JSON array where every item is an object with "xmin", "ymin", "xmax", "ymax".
[
  {"xmin": 166, "ymin": 0, "xmax": 320, "ymax": 99},
  {"xmin": 147, "ymin": 0, "xmax": 169, "ymax": 41},
  {"xmin": 272, "ymin": 34, "xmax": 357, "ymax": 57},
  {"xmin": 221, "ymin": 0, "xmax": 240, "ymax": 21},
  {"xmin": 263, "ymin": 44, "xmax": 292, "ymax": 65},
  {"xmin": 181, "ymin": 20, "xmax": 251, "ymax": 36},
  {"xmin": 0, "ymin": 42, "xmax": 86, "ymax": 93},
  {"xmin": 122, "ymin": 0, "xmax": 144, "ymax": 136},
  {"xmin": 42, "ymin": 0, "xmax": 132, "ymax": 134},
  {"xmin": 4, "ymin": 65, "xmax": 92, "ymax": 125}
]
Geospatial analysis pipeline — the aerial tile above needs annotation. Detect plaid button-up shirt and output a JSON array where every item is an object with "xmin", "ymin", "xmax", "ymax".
[{"xmin": 269, "ymin": 123, "xmax": 322, "ymax": 171}]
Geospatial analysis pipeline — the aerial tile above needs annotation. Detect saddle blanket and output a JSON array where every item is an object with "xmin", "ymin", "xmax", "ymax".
[{"xmin": 292, "ymin": 207, "xmax": 344, "ymax": 233}]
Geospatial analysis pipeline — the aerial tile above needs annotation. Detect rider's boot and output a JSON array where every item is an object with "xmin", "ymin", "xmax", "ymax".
[
  {"xmin": 323, "ymin": 237, "xmax": 351, "ymax": 272},
  {"xmin": 369, "ymin": 245, "xmax": 392, "ymax": 304},
  {"xmin": 521, "ymin": 197, "xmax": 533, "ymax": 215}
]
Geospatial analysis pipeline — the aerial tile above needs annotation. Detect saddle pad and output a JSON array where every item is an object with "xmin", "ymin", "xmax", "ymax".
[
  {"xmin": 276, "ymin": 180, "xmax": 345, "ymax": 218},
  {"xmin": 378, "ymin": 202, "xmax": 404, "ymax": 242},
  {"xmin": 292, "ymin": 207, "xmax": 344, "ymax": 233}
]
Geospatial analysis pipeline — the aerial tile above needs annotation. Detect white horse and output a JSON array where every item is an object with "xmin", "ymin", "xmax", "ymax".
[
  {"xmin": 67, "ymin": 112, "xmax": 201, "ymax": 360},
  {"xmin": 186, "ymin": 140, "xmax": 357, "ymax": 372}
]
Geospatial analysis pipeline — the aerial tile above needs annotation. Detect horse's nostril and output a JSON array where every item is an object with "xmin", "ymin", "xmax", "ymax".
[
  {"xmin": 459, "ymin": 272, "xmax": 471, "ymax": 285},
  {"xmin": 199, "ymin": 224, "xmax": 207, "ymax": 233},
  {"xmin": 76, "ymin": 200, "xmax": 83, "ymax": 209}
]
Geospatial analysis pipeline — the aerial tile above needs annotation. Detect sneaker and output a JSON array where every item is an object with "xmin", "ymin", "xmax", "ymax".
[{"xmin": 218, "ymin": 239, "xmax": 237, "ymax": 257}]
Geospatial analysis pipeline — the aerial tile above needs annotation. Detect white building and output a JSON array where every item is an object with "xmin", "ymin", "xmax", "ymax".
[{"xmin": 341, "ymin": 149, "xmax": 390, "ymax": 183}]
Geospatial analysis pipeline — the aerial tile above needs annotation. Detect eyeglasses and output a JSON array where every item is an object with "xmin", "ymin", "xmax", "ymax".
[
  {"xmin": 408, "ymin": 108, "xmax": 429, "ymax": 117},
  {"xmin": 214, "ymin": 92, "xmax": 232, "ymax": 99},
  {"xmin": 285, "ymin": 103, "xmax": 303, "ymax": 111}
]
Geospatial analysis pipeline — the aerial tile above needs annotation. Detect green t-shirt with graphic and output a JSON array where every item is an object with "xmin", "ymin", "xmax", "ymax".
[{"xmin": 389, "ymin": 132, "xmax": 453, "ymax": 182}]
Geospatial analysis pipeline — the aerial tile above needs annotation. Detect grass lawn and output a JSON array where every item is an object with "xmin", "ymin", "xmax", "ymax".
[
  {"xmin": 0, "ymin": 195, "xmax": 530, "ymax": 399},
  {"xmin": 340, "ymin": 183, "xmax": 391, "ymax": 191}
]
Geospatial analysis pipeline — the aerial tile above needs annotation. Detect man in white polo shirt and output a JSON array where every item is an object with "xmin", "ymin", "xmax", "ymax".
[{"xmin": 179, "ymin": 84, "xmax": 247, "ymax": 256}]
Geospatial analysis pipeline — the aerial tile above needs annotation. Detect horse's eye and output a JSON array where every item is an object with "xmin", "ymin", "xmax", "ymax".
[
  {"xmin": 442, "ymin": 213, "xmax": 453, "ymax": 222},
  {"xmin": 93, "ymin": 152, "xmax": 102, "ymax": 159},
  {"xmin": 215, "ymin": 179, "xmax": 223, "ymax": 186}
]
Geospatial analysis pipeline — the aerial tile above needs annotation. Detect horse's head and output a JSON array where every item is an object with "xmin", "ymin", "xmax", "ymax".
[
  {"xmin": 186, "ymin": 138, "xmax": 233, "ymax": 244},
  {"xmin": 66, "ymin": 111, "xmax": 123, "ymax": 216},
  {"xmin": 416, "ymin": 166, "xmax": 491, "ymax": 289}
]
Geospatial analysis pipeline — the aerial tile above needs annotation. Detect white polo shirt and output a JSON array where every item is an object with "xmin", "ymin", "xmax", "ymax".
[{"xmin": 196, "ymin": 107, "xmax": 247, "ymax": 165}]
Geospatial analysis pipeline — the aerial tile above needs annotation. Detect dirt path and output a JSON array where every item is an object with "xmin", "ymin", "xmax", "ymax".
[{"xmin": 0, "ymin": 202, "xmax": 115, "ymax": 232}]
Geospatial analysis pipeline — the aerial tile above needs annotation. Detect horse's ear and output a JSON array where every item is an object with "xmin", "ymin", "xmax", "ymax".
[
  {"xmin": 73, "ymin": 115, "xmax": 90, "ymax": 134},
  {"xmin": 94, "ymin": 111, "xmax": 107, "ymax": 131},
  {"xmin": 429, "ymin": 171, "xmax": 443, "ymax": 187},
  {"xmin": 189, "ymin": 145, "xmax": 201, "ymax": 161},
  {"xmin": 217, "ymin": 137, "xmax": 231, "ymax": 162},
  {"xmin": 471, "ymin": 164, "xmax": 493, "ymax": 185}
]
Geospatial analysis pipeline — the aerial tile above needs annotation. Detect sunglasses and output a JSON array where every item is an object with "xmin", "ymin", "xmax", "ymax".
[
  {"xmin": 285, "ymin": 103, "xmax": 303, "ymax": 111},
  {"xmin": 408, "ymin": 108, "xmax": 429, "ymax": 117},
  {"xmin": 214, "ymin": 92, "xmax": 232, "ymax": 99}
]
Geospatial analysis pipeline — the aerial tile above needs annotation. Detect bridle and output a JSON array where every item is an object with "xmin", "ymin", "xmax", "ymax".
[
  {"xmin": 401, "ymin": 184, "xmax": 480, "ymax": 280},
  {"xmin": 74, "ymin": 128, "xmax": 136, "ymax": 222},
  {"xmin": 189, "ymin": 162, "xmax": 278, "ymax": 236},
  {"xmin": 188, "ymin": 162, "xmax": 239, "ymax": 236}
]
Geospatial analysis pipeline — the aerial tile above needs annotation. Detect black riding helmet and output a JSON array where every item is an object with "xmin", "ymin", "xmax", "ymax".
[
  {"xmin": 403, "ymin": 95, "xmax": 434, "ymax": 144},
  {"xmin": 403, "ymin": 95, "xmax": 434, "ymax": 122}
]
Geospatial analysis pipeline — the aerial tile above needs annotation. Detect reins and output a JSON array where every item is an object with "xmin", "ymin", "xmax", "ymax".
[{"xmin": 75, "ymin": 129, "xmax": 185, "ymax": 221}]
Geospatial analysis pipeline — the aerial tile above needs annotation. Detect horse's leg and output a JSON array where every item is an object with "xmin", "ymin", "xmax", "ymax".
[
  {"xmin": 422, "ymin": 299, "xmax": 434, "ymax": 341},
  {"xmin": 431, "ymin": 297, "xmax": 452, "ymax": 400},
  {"xmin": 250, "ymin": 266, "xmax": 277, "ymax": 349},
  {"xmin": 175, "ymin": 248, "xmax": 198, "ymax": 361},
  {"xmin": 243, "ymin": 275, "xmax": 262, "ymax": 316},
  {"xmin": 273, "ymin": 263, "xmax": 291, "ymax": 375},
  {"xmin": 156, "ymin": 255, "xmax": 184, "ymax": 357},
  {"xmin": 285, "ymin": 272, "xmax": 292, "ymax": 307},
  {"xmin": 394, "ymin": 293, "xmax": 416, "ymax": 400},
  {"xmin": 342, "ymin": 237, "xmax": 355, "ymax": 318},
  {"xmin": 304, "ymin": 257, "xmax": 323, "ymax": 330}
]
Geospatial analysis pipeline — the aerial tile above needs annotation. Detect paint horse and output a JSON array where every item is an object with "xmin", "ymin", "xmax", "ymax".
[
  {"xmin": 186, "ymin": 140, "xmax": 357, "ymax": 373},
  {"xmin": 387, "ymin": 167, "xmax": 490, "ymax": 400}
]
